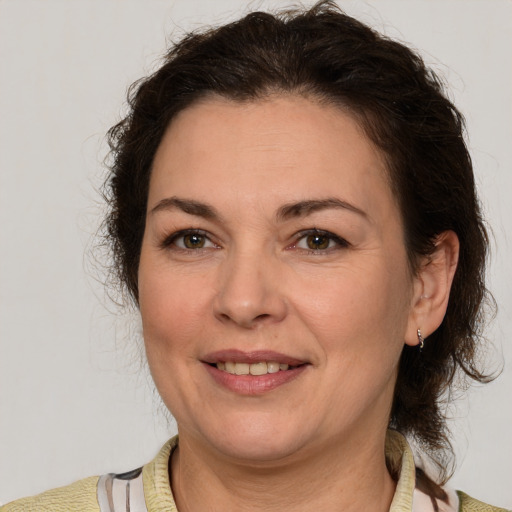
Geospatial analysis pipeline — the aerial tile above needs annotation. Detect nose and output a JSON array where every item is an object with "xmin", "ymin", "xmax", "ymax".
[{"xmin": 213, "ymin": 250, "xmax": 288, "ymax": 329}]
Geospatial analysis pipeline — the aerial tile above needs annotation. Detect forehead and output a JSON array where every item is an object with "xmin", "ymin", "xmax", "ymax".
[{"xmin": 149, "ymin": 94, "xmax": 396, "ymax": 223}]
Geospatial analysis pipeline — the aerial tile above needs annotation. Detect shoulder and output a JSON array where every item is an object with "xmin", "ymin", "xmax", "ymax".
[
  {"xmin": 1, "ymin": 468, "xmax": 149, "ymax": 512},
  {"xmin": 1, "ymin": 437, "xmax": 178, "ymax": 512},
  {"xmin": 386, "ymin": 431, "xmax": 509, "ymax": 512},
  {"xmin": 457, "ymin": 491, "xmax": 511, "ymax": 512},
  {"xmin": 1, "ymin": 476, "xmax": 100, "ymax": 512}
]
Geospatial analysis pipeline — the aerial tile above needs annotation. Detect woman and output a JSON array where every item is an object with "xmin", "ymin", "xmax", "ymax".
[{"xmin": 2, "ymin": 1, "xmax": 509, "ymax": 511}]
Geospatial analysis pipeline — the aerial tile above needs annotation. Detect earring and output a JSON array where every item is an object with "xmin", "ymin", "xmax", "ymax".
[{"xmin": 417, "ymin": 329, "xmax": 425, "ymax": 350}]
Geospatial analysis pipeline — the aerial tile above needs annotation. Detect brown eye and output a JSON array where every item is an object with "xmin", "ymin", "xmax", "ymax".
[
  {"xmin": 165, "ymin": 230, "xmax": 216, "ymax": 250},
  {"xmin": 183, "ymin": 233, "xmax": 206, "ymax": 249},
  {"xmin": 306, "ymin": 234, "xmax": 330, "ymax": 250},
  {"xmin": 293, "ymin": 230, "xmax": 348, "ymax": 252}
]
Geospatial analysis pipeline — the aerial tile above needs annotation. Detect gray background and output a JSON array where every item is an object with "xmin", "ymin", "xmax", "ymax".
[{"xmin": 1, "ymin": 0, "xmax": 511, "ymax": 507}]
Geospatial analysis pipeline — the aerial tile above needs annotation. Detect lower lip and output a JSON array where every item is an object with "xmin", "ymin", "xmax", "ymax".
[{"xmin": 203, "ymin": 363, "xmax": 308, "ymax": 395}]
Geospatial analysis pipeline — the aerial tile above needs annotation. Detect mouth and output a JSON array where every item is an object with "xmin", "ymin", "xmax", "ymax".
[{"xmin": 202, "ymin": 350, "xmax": 309, "ymax": 394}]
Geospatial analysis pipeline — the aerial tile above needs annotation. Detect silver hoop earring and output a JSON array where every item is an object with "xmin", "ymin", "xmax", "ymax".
[{"xmin": 417, "ymin": 329, "xmax": 424, "ymax": 350}]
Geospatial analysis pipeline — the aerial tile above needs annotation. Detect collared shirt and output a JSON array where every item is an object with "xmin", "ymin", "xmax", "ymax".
[{"xmin": 2, "ymin": 432, "xmax": 508, "ymax": 511}]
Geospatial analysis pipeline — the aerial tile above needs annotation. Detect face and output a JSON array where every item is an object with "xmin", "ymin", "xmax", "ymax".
[{"xmin": 138, "ymin": 95, "xmax": 419, "ymax": 463}]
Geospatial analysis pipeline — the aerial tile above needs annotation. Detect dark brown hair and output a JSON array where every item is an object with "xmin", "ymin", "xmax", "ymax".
[{"xmin": 104, "ymin": 0, "xmax": 492, "ymax": 497}]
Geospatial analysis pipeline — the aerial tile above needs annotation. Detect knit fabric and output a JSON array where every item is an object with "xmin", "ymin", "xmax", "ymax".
[
  {"xmin": 457, "ymin": 492, "xmax": 510, "ymax": 512},
  {"xmin": 1, "ymin": 476, "xmax": 99, "ymax": 512},
  {"xmin": 142, "ymin": 437, "xmax": 177, "ymax": 512}
]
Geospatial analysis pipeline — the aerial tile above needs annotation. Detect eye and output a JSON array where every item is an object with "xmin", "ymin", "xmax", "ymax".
[
  {"xmin": 162, "ymin": 229, "xmax": 218, "ymax": 250},
  {"xmin": 293, "ymin": 229, "xmax": 348, "ymax": 252}
]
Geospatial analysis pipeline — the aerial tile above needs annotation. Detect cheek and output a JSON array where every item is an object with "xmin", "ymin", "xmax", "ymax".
[
  {"xmin": 138, "ymin": 257, "xmax": 211, "ymax": 360},
  {"xmin": 138, "ymin": 264, "xmax": 212, "ymax": 414},
  {"xmin": 290, "ymin": 258, "xmax": 412, "ymax": 355}
]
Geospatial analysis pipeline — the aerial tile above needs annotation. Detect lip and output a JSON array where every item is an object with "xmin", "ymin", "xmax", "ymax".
[
  {"xmin": 203, "ymin": 362, "xmax": 308, "ymax": 395},
  {"xmin": 202, "ymin": 349, "xmax": 306, "ymax": 366}
]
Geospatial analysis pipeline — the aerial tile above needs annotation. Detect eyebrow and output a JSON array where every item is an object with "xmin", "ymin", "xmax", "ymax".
[
  {"xmin": 276, "ymin": 198, "xmax": 368, "ymax": 221},
  {"xmin": 150, "ymin": 197, "xmax": 220, "ymax": 219},
  {"xmin": 150, "ymin": 196, "xmax": 368, "ymax": 222}
]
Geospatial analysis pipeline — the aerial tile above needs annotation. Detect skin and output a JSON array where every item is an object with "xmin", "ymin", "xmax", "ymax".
[{"xmin": 138, "ymin": 95, "xmax": 459, "ymax": 512}]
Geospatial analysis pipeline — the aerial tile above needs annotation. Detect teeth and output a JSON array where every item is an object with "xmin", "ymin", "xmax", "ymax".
[
  {"xmin": 235, "ymin": 363, "xmax": 250, "ymax": 375},
  {"xmin": 267, "ymin": 361, "xmax": 280, "ymax": 373},
  {"xmin": 215, "ymin": 361, "xmax": 295, "ymax": 375},
  {"xmin": 225, "ymin": 362, "xmax": 236, "ymax": 374},
  {"xmin": 249, "ymin": 362, "xmax": 267, "ymax": 375}
]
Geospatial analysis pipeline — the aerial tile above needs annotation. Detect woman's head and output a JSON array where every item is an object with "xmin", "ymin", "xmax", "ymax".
[
  {"xmin": 105, "ymin": 0, "xmax": 490, "ymax": 478},
  {"xmin": 138, "ymin": 93, "xmax": 436, "ymax": 466}
]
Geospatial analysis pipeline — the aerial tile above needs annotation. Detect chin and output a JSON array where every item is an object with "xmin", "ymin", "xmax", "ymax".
[{"xmin": 195, "ymin": 414, "xmax": 313, "ymax": 463}]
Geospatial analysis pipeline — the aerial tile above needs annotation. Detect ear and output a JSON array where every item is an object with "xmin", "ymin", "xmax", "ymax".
[{"xmin": 404, "ymin": 231, "xmax": 460, "ymax": 347}]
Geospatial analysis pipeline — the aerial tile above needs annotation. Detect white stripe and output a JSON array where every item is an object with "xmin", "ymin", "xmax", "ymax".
[
  {"xmin": 127, "ymin": 472, "xmax": 148, "ymax": 512},
  {"xmin": 97, "ymin": 474, "xmax": 114, "ymax": 512},
  {"xmin": 97, "ymin": 472, "xmax": 148, "ymax": 512},
  {"xmin": 412, "ymin": 487, "xmax": 459, "ymax": 512}
]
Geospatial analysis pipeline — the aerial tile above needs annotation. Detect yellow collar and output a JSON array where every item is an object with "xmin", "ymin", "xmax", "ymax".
[{"xmin": 141, "ymin": 431, "xmax": 423, "ymax": 512}]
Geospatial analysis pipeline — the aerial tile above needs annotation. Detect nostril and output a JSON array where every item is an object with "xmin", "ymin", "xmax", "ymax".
[{"xmin": 213, "ymin": 290, "xmax": 287, "ymax": 327}]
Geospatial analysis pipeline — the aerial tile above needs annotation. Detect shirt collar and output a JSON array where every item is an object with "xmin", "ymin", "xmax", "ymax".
[{"xmin": 141, "ymin": 431, "xmax": 457, "ymax": 512}]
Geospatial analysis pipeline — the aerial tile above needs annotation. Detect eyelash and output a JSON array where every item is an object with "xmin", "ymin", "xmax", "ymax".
[
  {"xmin": 160, "ymin": 229, "xmax": 218, "ymax": 252},
  {"xmin": 290, "ymin": 229, "xmax": 350, "ymax": 253},
  {"xmin": 160, "ymin": 228, "xmax": 349, "ymax": 253}
]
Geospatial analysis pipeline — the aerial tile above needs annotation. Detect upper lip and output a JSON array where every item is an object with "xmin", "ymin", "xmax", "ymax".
[{"xmin": 202, "ymin": 349, "xmax": 307, "ymax": 366}]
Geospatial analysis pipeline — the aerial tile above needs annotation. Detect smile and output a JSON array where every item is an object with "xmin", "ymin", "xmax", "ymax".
[
  {"xmin": 215, "ymin": 361, "xmax": 293, "ymax": 375},
  {"xmin": 202, "ymin": 351, "xmax": 308, "ymax": 394}
]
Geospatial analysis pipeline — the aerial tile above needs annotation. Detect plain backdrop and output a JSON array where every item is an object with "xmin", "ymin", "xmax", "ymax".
[{"xmin": 1, "ymin": 0, "xmax": 511, "ymax": 507}]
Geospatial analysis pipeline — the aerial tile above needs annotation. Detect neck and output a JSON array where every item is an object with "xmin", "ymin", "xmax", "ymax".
[{"xmin": 170, "ymin": 429, "xmax": 396, "ymax": 512}]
